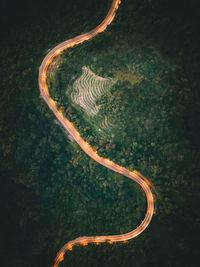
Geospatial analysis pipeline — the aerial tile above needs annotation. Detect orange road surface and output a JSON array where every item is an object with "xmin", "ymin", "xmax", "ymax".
[{"xmin": 38, "ymin": 1, "xmax": 154, "ymax": 266}]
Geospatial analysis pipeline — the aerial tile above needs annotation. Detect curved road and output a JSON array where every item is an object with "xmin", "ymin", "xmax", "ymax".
[{"xmin": 38, "ymin": 0, "xmax": 154, "ymax": 266}]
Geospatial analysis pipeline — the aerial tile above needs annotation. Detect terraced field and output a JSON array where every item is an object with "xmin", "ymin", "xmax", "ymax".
[
  {"xmin": 71, "ymin": 66, "xmax": 116, "ymax": 134},
  {"xmin": 71, "ymin": 66, "xmax": 115, "ymax": 116}
]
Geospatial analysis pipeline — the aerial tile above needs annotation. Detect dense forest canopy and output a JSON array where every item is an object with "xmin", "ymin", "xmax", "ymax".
[{"xmin": 0, "ymin": 0, "xmax": 199, "ymax": 266}]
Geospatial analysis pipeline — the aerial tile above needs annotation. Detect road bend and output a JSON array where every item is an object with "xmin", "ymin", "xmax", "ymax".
[{"xmin": 38, "ymin": 0, "xmax": 154, "ymax": 266}]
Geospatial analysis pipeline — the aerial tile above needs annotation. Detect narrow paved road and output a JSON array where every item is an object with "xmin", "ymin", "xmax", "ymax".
[{"xmin": 38, "ymin": 1, "xmax": 154, "ymax": 266}]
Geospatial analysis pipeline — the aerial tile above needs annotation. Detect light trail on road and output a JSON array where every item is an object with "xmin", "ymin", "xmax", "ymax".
[{"xmin": 38, "ymin": 1, "xmax": 154, "ymax": 266}]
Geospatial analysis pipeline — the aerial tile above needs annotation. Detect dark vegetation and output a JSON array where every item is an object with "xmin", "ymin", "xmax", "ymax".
[{"xmin": 0, "ymin": 0, "xmax": 199, "ymax": 266}]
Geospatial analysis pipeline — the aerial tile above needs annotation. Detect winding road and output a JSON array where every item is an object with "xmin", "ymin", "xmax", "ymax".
[{"xmin": 38, "ymin": 0, "xmax": 154, "ymax": 266}]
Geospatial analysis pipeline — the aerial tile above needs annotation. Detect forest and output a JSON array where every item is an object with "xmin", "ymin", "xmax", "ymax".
[{"xmin": 0, "ymin": 0, "xmax": 199, "ymax": 266}]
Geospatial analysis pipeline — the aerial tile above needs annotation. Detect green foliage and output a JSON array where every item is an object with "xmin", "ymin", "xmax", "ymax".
[{"xmin": 1, "ymin": 0, "xmax": 199, "ymax": 267}]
